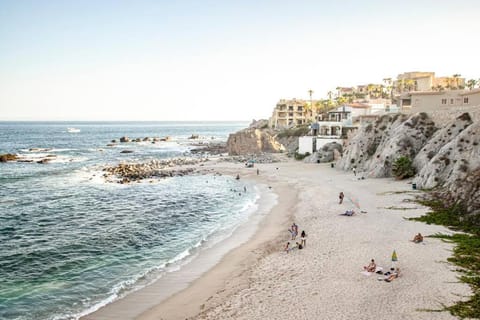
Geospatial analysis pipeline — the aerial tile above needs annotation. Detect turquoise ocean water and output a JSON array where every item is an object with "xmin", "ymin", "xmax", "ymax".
[{"xmin": 0, "ymin": 121, "xmax": 257, "ymax": 320}]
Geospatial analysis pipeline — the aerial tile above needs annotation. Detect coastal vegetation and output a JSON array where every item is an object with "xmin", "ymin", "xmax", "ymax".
[
  {"xmin": 294, "ymin": 151, "xmax": 310, "ymax": 160},
  {"xmin": 411, "ymin": 198, "xmax": 480, "ymax": 319},
  {"xmin": 392, "ymin": 156, "xmax": 415, "ymax": 179},
  {"xmin": 276, "ymin": 125, "xmax": 310, "ymax": 138}
]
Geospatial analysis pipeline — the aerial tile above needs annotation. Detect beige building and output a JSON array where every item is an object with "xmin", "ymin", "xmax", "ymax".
[
  {"xmin": 269, "ymin": 99, "xmax": 313, "ymax": 128},
  {"xmin": 399, "ymin": 88, "xmax": 480, "ymax": 113},
  {"xmin": 394, "ymin": 71, "xmax": 466, "ymax": 94}
]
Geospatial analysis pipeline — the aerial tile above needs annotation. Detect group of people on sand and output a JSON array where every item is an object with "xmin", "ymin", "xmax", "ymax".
[
  {"xmin": 363, "ymin": 258, "xmax": 401, "ymax": 282},
  {"xmin": 284, "ymin": 222, "xmax": 307, "ymax": 253}
]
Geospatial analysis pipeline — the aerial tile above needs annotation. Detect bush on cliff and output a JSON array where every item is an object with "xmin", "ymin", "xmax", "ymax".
[
  {"xmin": 392, "ymin": 156, "xmax": 415, "ymax": 179},
  {"xmin": 276, "ymin": 125, "xmax": 310, "ymax": 138}
]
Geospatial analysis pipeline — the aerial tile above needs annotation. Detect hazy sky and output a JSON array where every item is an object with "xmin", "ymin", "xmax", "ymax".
[{"xmin": 1, "ymin": 0, "xmax": 479, "ymax": 121}]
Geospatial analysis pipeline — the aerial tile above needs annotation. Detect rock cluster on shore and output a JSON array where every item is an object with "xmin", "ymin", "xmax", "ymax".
[
  {"xmin": 102, "ymin": 158, "xmax": 208, "ymax": 183},
  {"xmin": 0, "ymin": 153, "xmax": 57, "ymax": 164},
  {"xmin": 0, "ymin": 154, "xmax": 18, "ymax": 162}
]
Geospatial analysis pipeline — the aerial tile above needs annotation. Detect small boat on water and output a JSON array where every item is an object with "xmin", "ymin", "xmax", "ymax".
[{"xmin": 67, "ymin": 128, "xmax": 81, "ymax": 133}]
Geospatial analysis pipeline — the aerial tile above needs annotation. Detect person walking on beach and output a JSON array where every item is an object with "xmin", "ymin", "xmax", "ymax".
[
  {"xmin": 339, "ymin": 192, "xmax": 344, "ymax": 204},
  {"xmin": 300, "ymin": 230, "xmax": 307, "ymax": 248},
  {"xmin": 289, "ymin": 222, "xmax": 298, "ymax": 240},
  {"xmin": 352, "ymin": 167, "xmax": 357, "ymax": 176},
  {"xmin": 257, "ymin": 168, "xmax": 259, "ymax": 175},
  {"xmin": 284, "ymin": 242, "xmax": 290, "ymax": 253}
]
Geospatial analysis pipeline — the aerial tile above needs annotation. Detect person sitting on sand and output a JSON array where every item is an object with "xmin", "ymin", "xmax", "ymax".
[
  {"xmin": 296, "ymin": 242, "xmax": 303, "ymax": 250},
  {"xmin": 339, "ymin": 192, "xmax": 344, "ymax": 204},
  {"xmin": 412, "ymin": 233, "xmax": 423, "ymax": 243},
  {"xmin": 363, "ymin": 259, "xmax": 376, "ymax": 272}
]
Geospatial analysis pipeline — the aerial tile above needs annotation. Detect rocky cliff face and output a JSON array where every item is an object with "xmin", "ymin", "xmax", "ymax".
[
  {"xmin": 337, "ymin": 113, "xmax": 436, "ymax": 177},
  {"xmin": 226, "ymin": 128, "xmax": 285, "ymax": 155},
  {"xmin": 338, "ymin": 111, "xmax": 480, "ymax": 217}
]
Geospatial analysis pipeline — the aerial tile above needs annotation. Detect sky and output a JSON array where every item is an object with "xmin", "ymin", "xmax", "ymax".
[{"xmin": 1, "ymin": 0, "xmax": 480, "ymax": 121}]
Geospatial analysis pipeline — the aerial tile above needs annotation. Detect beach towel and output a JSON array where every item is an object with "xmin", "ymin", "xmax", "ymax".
[{"xmin": 361, "ymin": 266, "xmax": 383, "ymax": 276}]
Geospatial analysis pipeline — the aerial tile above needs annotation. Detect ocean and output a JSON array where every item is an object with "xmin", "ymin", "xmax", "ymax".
[{"xmin": 0, "ymin": 121, "xmax": 259, "ymax": 320}]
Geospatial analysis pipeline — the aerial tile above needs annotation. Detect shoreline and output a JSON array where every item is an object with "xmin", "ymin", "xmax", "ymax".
[
  {"xmin": 85, "ymin": 159, "xmax": 472, "ymax": 320},
  {"xmin": 82, "ymin": 160, "xmax": 292, "ymax": 320}
]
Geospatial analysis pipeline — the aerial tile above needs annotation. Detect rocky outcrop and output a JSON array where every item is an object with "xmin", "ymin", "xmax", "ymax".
[
  {"xmin": 190, "ymin": 142, "xmax": 227, "ymax": 155},
  {"xmin": 276, "ymin": 136, "xmax": 299, "ymax": 155},
  {"xmin": 103, "ymin": 158, "xmax": 207, "ymax": 183},
  {"xmin": 248, "ymin": 119, "xmax": 269, "ymax": 129},
  {"xmin": 0, "ymin": 154, "xmax": 18, "ymax": 162},
  {"xmin": 338, "ymin": 111, "xmax": 480, "ymax": 217},
  {"xmin": 305, "ymin": 142, "xmax": 343, "ymax": 163},
  {"xmin": 226, "ymin": 129, "xmax": 285, "ymax": 155},
  {"xmin": 414, "ymin": 113, "xmax": 477, "ymax": 189},
  {"xmin": 337, "ymin": 113, "xmax": 436, "ymax": 177}
]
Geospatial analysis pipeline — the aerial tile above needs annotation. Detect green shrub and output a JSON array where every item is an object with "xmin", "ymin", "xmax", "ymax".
[
  {"xmin": 277, "ymin": 125, "xmax": 310, "ymax": 138},
  {"xmin": 294, "ymin": 152, "xmax": 310, "ymax": 160},
  {"xmin": 392, "ymin": 156, "xmax": 415, "ymax": 179}
]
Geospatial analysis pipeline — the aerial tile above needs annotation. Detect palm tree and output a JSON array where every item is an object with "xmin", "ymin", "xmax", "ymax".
[
  {"xmin": 336, "ymin": 96, "xmax": 348, "ymax": 106},
  {"xmin": 307, "ymin": 89, "xmax": 314, "ymax": 118},
  {"xmin": 466, "ymin": 79, "xmax": 477, "ymax": 90},
  {"xmin": 405, "ymin": 79, "xmax": 416, "ymax": 91},
  {"xmin": 452, "ymin": 74, "xmax": 461, "ymax": 89},
  {"xmin": 327, "ymin": 91, "xmax": 333, "ymax": 100},
  {"xmin": 367, "ymin": 84, "xmax": 375, "ymax": 98}
]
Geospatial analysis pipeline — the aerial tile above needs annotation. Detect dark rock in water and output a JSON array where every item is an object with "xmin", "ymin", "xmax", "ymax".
[
  {"xmin": 189, "ymin": 134, "xmax": 199, "ymax": 139},
  {"xmin": 111, "ymin": 139, "xmax": 117, "ymax": 143},
  {"xmin": 107, "ymin": 143, "xmax": 115, "ymax": 147},
  {"xmin": 135, "ymin": 138, "xmax": 141, "ymax": 142},
  {"xmin": 37, "ymin": 158, "xmax": 51, "ymax": 164},
  {"xmin": 0, "ymin": 154, "xmax": 18, "ymax": 162},
  {"xmin": 120, "ymin": 150, "xmax": 134, "ymax": 154},
  {"xmin": 28, "ymin": 148, "xmax": 52, "ymax": 152},
  {"xmin": 190, "ymin": 142, "xmax": 227, "ymax": 155},
  {"xmin": 17, "ymin": 159, "xmax": 34, "ymax": 163},
  {"xmin": 143, "ymin": 137, "xmax": 150, "ymax": 141},
  {"xmin": 120, "ymin": 136, "xmax": 130, "ymax": 143}
]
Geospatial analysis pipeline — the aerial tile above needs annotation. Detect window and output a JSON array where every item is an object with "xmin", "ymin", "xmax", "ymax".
[
  {"xmin": 441, "ymin": 98, "xmax": 447, "ymax": 105},
  {"xmin": 464, "ymin": 97, "xmax": 469, "ymax": 104},
  {"xmin": 450, "ymin": 99, "xmax": 454, "ymax": 105}
]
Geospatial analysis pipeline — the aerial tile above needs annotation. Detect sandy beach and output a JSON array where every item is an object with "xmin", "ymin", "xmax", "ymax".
[{"xmin": 85, "ymin": 158, "xmax": 471, "ymax": 320}]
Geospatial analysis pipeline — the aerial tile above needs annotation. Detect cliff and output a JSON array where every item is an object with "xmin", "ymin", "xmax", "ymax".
[
  {"xmin": 337, "ymin": 111, "xmax": 480, "ymax": 218},
  {"xmin": 226, "ymin": 128, "xmax": 285, "ymax": 155}
]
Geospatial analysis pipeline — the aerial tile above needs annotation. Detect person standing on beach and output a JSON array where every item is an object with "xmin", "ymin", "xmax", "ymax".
[
  {"xmin": 257, "ymin": 168, "xmax": 259, "ymax": 175},
  {"xmin": 300, "ymin": 230, "xmax": 307, "ymax": 248},
  {"xmin": 352, "ymin": 167, "xmax": 356, "ymax": 176},
  {"xmin": 339, "ymin": 192, "xmax": 344, "ymax": 204}
]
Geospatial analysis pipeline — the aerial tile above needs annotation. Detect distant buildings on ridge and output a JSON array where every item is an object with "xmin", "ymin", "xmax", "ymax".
[
  {"xmin": 269, "ymin": 71, "xmax": 480, "ymax": 131},
  {"xmin": 268, "ymin": 71, "xmax": 480, "ymax": 155}
]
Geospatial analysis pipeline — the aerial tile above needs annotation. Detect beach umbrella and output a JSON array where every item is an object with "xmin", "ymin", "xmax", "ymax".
[
  {"xmin": 391, "ymin": 250, "xmax": 398, "ymax": 268},
  {"xmin": 347, "ymin": 194, "xmax": 361, "ymax": 210}
]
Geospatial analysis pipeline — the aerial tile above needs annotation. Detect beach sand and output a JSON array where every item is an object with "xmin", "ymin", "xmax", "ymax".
[{"xmin": 85, "ymin": 159, "xmax": 471, "ymax": 320}]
